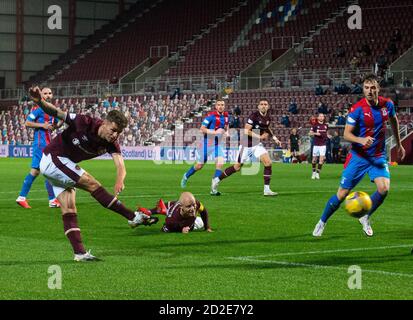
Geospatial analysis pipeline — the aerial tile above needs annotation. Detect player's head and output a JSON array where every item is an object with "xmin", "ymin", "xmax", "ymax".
[
  {"xmin": 100, "ymin": 110, "xmax": 128, "ymax": 143},
  {"xmin": 317, "ymin": 113, "xmax": 325, "ymax": 123},
  {"xmin": 258, "ymin": 99, "xmax": 269, "ymax": 114},
  {"xmin": 41, "ymin": 87, "xmax": 53, "ymax": 102},
  {"xmin": 291, "ymin": 128, "xmax": 297, "ymax": 134},
  {"xmin": 215, "ymin": 99, "xmax": 225, "ymax": 113},
  {"xmin": 179, "ymin": 192, "xmax": 197, "ymax": 218},
  {"xmin": 362, "ymin": 73, "xmax": 380, "ymax": 104}
]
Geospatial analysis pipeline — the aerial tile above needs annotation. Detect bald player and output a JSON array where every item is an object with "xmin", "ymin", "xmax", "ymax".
[
  {"xmin": 16, "ymin": 87, "xmax": 62, "ymax": 209},
  {"xmin": 141, "ymin": 192, "xmax": 212, "ymax": 233}
]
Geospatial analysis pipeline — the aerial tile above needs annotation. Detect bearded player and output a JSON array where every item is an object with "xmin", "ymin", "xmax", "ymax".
[
  {"xmin": 181, "ymin": 99, "xmax": 228, "ymax": 194},
  {"xmin": 16, "ymin": 87, "xmax": 62, "ymax": 208},
  {"xmin": 29, "ymin": 87, "xmax": 150, "ymax": 261},
  {"xmin": 211, "ymin": 98, "xmax": 281, "ymax": 196},
  {"xmin": 309, "ymin": 113, "xmax": 329, "ymax": 180},
  {"xmin": 312, "ymin": 74, "xmax": 405, "ymax": 237}
]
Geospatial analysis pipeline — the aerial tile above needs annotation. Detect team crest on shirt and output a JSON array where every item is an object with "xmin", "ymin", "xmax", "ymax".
[
  {"xmin": 381, "ymin": 108, "xmax": 388, "ymax": 117},
  {"xmin": 72, "ymin": 138, "xmax": 80, "ymax": 146}
]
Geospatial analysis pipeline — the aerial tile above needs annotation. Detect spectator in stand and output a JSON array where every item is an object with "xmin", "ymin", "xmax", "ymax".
[
  {"xmin": 335, "ymin": 43, "xmax": 345, "ymax": 58},
  {"xmin": 392, "ymin": 28, "xmax": 402, "ymax": 42},
  {"xmin": 315, "ymin": 84, "xmax": 324, "ymax": 96},
  {"xmin": 335, "ymin": 82, "xmax": 350, "ymax": 94},
  {"xmin": 351, "ymin": 82, "xmax": 363, "ymax": 94},
  {"xmin": 387, "ymin": 40, "xmax": 398, "ymax": 55},
  {"xmin": 349, "ymin": 54, "xmax": 361, "ymax": 69},
  {"xmin": 403, "ymin": 77, "xmax": 412, "ymax": 88},
  {"xmin": 281, "ymin": 114, "xmax": 290, "ymax": 128},
  {"xmin": 360, "ymin": 42, "xmax": 372, "ymax": 56},
  {"xmin": 317, "ymin": 100, "xmax": 330, "ymax": 115},
  {"xmin": 288, "ymin": 99, "xmax": 299, "ymax": 114},
  {"xmin": 336, "ymin": 111, "xmax": 346, "ymax": 126}
]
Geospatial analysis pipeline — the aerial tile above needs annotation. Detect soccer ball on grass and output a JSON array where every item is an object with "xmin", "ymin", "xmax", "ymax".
[{"xmin": 344, "ymin": 191, "xmax": 372, "ymax": 218}]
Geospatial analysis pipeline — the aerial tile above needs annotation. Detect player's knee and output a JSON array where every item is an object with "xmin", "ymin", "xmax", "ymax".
[
  {"xmin": 377, "ymin": 185, "xmax": 389, "ymax": 195},
  {"xmin": 77, "ymin": 173, "xmax": 101, "ymax": 192},
  {"xmin": 30, "ymin": 169, "xmax": 40, "ymax": 176},
  {"xmin": 195, "ymin": 163, "xmax": 204, "ymax": 170},
  {"xmin": 234, "ymin": 163, "xmax": 242, "ymax": 171},
  {"xmin": 337, "ymin": 189, "xmax": 350, "ymax": 201}
]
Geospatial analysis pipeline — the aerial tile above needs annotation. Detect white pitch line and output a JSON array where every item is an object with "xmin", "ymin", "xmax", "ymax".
[
  {"xmin": 228, "ymin": 257, "xmax": 413, "ymax": 279},
  {"xmin": 229, "ymin": 244, "xmax": 413, "ymax": 259}
]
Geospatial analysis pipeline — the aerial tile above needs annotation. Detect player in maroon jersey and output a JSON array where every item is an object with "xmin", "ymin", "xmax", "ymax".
[
  {"xmin": 211, "ymin": 99, "xmax": 282, "ymax": 196},
  {"xmin": 309, "ymin": 113, "xmax": 330, "ymax": 180},
  {"xmin": 140, "ymin": 192, "xmax": 212, "ymax": 233},
  {"xmin": 29, "ymin": 87, "xmax": 150, "ymax": 262}
]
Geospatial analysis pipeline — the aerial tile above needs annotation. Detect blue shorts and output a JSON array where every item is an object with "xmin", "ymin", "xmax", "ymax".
[
  {"xmin": 340, "ymin": 152, "xmax": 390, "ymax": 190},
  {"xmin": 197, "ymin": 144, "xmax": 225, "ymax": 163},
  {"xmin": 31, "ymin": 147, "xmax": 43, "ymax": 169}
]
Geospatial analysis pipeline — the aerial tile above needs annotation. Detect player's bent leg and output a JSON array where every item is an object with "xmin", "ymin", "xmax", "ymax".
[
  {"xmin": 182, "ymin": 163, "xmax": 204, "ymax": 188},
  {"xmin": 359, "ymin": 178, "xmax": 390, "ymax": 237},
  {"xmin": 313, "ymin": 187, "xmax": 350, "ymax": 237},
  {"xmin": 76, "ymin": 173, "xmax": 149, "ymax": 227}
]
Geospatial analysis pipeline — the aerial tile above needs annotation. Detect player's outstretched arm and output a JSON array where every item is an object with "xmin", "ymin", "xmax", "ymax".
[
  {"xmin": 29, "ymin": 86, "xmax": 67, "ymax": 120},
  {"xmin": 389, "ymin": 116, "xmax": 406, "ymax": 160},
  {"xmin": 112, "ymin": 153, "xmax": 126, "ymax": 195}
]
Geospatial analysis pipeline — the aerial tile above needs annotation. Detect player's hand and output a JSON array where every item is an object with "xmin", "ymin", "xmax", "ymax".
[
  {"xmin": 206, "ymin": 227, "xmax": 213, "ymax": 233},
  {"xmin": 43, "ymin": 123, "xmax": 54, "ymax": 130},
  {"xmin": 114, "ymin": 182, "xmax": 125, "ymax": 195},
  {"xmin": 397, "ymin": 145, "xmax": 406, "ymax": 161},
  {"xmin": 359, "ymin": 136, "xmax": 375, "ymax": 147},
  {"xmin": 182, "ymin": 226, "xmax": 190, "ymax": 234},
  {"xmin": 215, "ymin": 128, "xmax": 225, "ymax": 135},
  {"xmin": 29, "ymin": 86, "xmax": 42, "ymax": 102},
  {"xmin": 273, "ymin": 136, "xmax": 282, "ymax": 147}
]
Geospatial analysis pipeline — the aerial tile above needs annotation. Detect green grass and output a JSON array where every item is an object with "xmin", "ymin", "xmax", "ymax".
[{"xmin": 0, "ymin": 158, "xmax": 412, "ymax": 300}]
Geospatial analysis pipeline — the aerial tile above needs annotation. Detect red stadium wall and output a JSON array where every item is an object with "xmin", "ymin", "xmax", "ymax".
[{"xmin": 391, "ymin": 131, "xmax": 413, "ymax": 165}]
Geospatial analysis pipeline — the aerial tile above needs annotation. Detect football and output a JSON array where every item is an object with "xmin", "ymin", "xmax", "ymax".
[{"xmin": 344, "ymin": 191, "xmax": 373, "ymax": 218}]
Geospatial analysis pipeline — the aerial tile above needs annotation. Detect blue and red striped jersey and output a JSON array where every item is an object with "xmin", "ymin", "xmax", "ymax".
[
  {"xmin": 346, "ymin": 96, "xmax": 396, "ymax": 159},
  {"xmin": 201, "ymin": 111, "xmax": 228, "ymax": 146},
  {"xmin": 27, "ymin": 106, "xmax": 59, "ymax": 149}
]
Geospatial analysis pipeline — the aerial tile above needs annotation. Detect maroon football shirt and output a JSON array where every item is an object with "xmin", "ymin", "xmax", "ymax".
[
  {"xmin": 244, "ymin": 110, "xmax": 272, "ymax": 147},
  {"xmin": 162, "ymin": 200, "xmax": 209, "ymax": 232},
  {"xmin": 312, "ymin": 122, "xmax": 329, "ymax": 146},
  {"xmin": 43, "ymin": 113, "xmax": 121, "ymax": 163}
]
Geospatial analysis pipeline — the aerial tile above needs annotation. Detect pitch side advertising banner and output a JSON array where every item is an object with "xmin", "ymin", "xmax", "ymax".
[
  {"xmin": 8, "ymin": 145, "xmax": 33, "ymax": 158},
  {"xmin": 96, "ymin": 146, "xmax": 160, "ymax": 160},
  {"xmin": 5, "ymin": 145, "xmax": 284, "ymax": 162},
  {"xmin": 0, "ymin": 145, "xmax": 9, "ymax": 158}
]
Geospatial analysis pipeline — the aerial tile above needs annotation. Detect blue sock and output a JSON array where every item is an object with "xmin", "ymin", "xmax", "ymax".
[
  {"xmin": 45, "ymin": 180, "xmax": 55, "ymax": 200},
  {"xmin": 368, "ymin": 191, "xmax": 387, "ymax": 217},
  {"xmin": 184, "ymin": 166, "xmax": 197, "ymax": 179},
  {"xmin": 19, "ymin": 174, "xmax": 37, "ymax": 198},
  {"xmin": 214, "ymin": 169, "xmax": 222, "ymax": 179},
  {"xmin": 321, "ymin": 194, "xmax": 343, "ymax": 223}
]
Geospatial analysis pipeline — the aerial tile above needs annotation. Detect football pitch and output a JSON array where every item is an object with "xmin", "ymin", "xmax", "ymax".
[{"xmin": 0, "ymin": 158, "xmax": 412, "ymax": 300}]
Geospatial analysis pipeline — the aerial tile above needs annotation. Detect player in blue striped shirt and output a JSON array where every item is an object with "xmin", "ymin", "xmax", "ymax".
[
  {"xmin": 16, "ymin": 88, "xmax": 62, "ymax": 208},
  {"xmin": 313, "ymin": 74, "xmax": 406, "ymax": 237},
  {"xmin": 181, "ymin": 99, "xmax": 229, "ymax": 195}
]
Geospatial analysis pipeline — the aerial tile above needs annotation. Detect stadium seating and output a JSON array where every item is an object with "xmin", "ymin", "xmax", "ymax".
[{"xmin": 49, "ymin": 0, "xmax": 241, "ymax": 83}]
